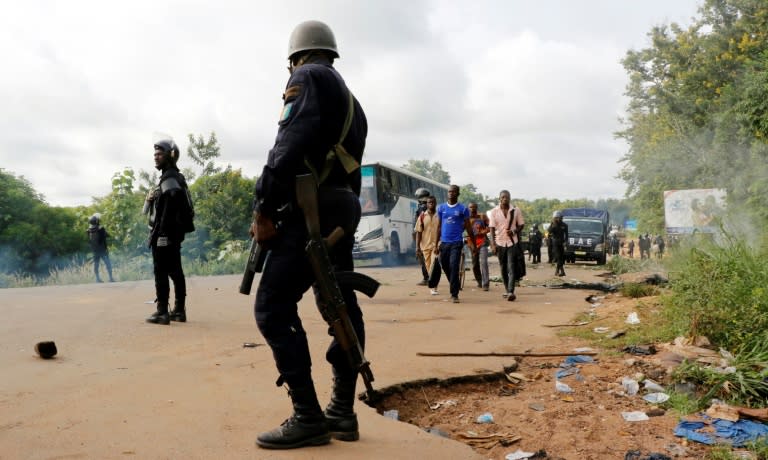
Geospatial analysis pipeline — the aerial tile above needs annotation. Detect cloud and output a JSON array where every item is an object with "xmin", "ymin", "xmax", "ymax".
[{"xmin": 0, "ymin": 0, "xmax": 700, "ymax": 206}]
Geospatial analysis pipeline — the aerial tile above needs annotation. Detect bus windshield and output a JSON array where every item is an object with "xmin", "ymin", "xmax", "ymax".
[{"xmin": 360, "ymin": 166, "xmax": 378, "ymax": 213}]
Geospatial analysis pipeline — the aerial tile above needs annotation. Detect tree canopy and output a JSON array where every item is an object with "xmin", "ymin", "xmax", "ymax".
[{"xmin": 618, "ymin": 0, "xmax": 768, "ymax": 231}]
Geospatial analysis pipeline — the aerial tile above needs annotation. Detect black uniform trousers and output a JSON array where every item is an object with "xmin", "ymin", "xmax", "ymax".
[
  {"xmin": 496, "ymin": 245, "xmax": 518, "ymax": 295},
  {"xmin": 255, "ymin": 187, "xmax": 364, "ymax": 389},
  {"xmin": 152, "ymin": 243, "xmax": 186, "ymax": 304},
  {"xmin": 553, "ymin": 240, "xmax": 566, "ymax": 274}
]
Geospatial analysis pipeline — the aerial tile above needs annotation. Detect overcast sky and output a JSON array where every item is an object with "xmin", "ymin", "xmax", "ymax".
[{"xmin": 0, "ymin": 0, "xmax": 701, "ymax": 207}]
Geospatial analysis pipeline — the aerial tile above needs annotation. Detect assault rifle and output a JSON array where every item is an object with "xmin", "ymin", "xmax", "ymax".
[
  {"xmin": 295, "ymin": 174, "xmax": 379, "ymax": 399},
  {"xmin": 239, "ymin": 239, "xmax": 269, "ymax": 295}
]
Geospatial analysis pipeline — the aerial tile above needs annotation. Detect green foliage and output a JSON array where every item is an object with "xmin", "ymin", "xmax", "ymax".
[
  {"xmin": 184, "ymin": 168, "xmax": 255, "ymax": 260},
  {"xmin": 671, "ymin": 336, "xmax": 768, "ymax": 407},
  {"xmin": 619, "ymin": 0, "xmax": 768, "ymax": 232},
  {"xmin": 665, "ymin": 390, "xmax": 702, "ymax": 415},
  {"xmin": 457, "ymin": 183, "xmax": 491, "ymax": 212},
  {"xmin": 0, "ymin": 169, "xmax": 86, "ymax": 275},
  {"xmin": 401, "ymin": 159, "xmax": 451, "ymax": 184},
  {"xmin": 606, "ymin": 254, "xmax": 664, "ymax": 275},
  {"xmin": 619, "ymin": 282, "xmax": 658, "ymax": 298},
  {"xmin": 90, "ymin": 168, "xmax": 148, "ymax": 255},
  {"xmin": 662, "ymin": 234, "xmax": 768, "ymax": 350},
  {"xmin": 186, "ymin": 131, "xmax": 222, "ymax": 179}
]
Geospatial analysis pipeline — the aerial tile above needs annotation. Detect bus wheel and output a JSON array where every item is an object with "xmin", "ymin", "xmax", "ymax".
[{"xmin": 385, "ymin": 234, "xmax": 401, "ymax": 266}]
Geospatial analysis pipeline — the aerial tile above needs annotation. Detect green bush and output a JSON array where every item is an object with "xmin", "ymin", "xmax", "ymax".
[
  {"xmin": 662, "ymin": 234, "xmax": 768, "ymax": 350},
  {"xmin": 619, "ymin": 282, "xmax": 658, "ymax": 298}
]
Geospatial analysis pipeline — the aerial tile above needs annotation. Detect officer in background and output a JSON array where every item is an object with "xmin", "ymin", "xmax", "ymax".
[
  {"xmin": 528, "ymin": 223, "xmax": 543, "ymax": 264},
  {"xmin": 250, "ymin": 20, "xmax": 368, "ymax": 449},
  {"xmin": 549, "ymin": 210, "xmax": 568, "ymax": 277},
  {"xmin": 86, "ymin": 213, "xmax": 114, "ymax": 282},
  {"xmin": 413, "ymin": 187, "xmax": 431, "ymax": 285},
  {"xmin": 144, "ymin": 138, "xmax": 189, "ymax": 325}
]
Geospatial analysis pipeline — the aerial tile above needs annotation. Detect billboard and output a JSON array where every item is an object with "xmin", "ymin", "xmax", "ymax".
[{"xmin": 664, "ymin": 188, "xmax": 726, "ymax": 234}]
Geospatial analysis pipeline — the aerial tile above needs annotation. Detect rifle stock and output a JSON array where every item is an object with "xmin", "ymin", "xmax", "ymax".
[{"xmin": 295, "ymin": 174, "xmax": 378, "ymax": 398}]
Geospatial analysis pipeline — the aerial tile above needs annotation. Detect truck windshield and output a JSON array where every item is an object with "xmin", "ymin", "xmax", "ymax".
[{"xmin": 563, "ymin": 219, "xmax": 604, "ymax": 234}]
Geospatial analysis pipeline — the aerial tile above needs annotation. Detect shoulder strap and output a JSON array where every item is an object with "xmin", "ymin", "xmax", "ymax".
[{"xmin": 304, "ymin": 89, "xmax": 360, "ymax": 185}]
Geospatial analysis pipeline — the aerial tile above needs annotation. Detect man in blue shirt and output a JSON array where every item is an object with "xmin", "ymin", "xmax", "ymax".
[{"xmin": 435, "ymin": 185, "xmax": 475, "ymax": 303}]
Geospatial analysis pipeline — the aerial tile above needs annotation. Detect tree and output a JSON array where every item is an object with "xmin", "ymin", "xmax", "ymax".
[
  {"xmin": 401, "ymin": 159, "xmax": 451, "ymax": 184},
  {"xmin": 618, "ymin": 0, "xmax": 768, "ymax": 232},
  {"xmin": 0, "ymin": 169, "xmax": 84, "ymax": 275},
  {"xmin": 186, "ymin": 131, "xmax": 222, "ymax": 180},
  {"xmin": 184, "ymin": 168, "xmax": 255, "ymax": 260},
  {"xmin": 91, "ymin": 168, "xmax": 148, "ymax": 255},
  {"xmin": 458, "ymin": 184, "xmax": 492, "ymax": 212}
]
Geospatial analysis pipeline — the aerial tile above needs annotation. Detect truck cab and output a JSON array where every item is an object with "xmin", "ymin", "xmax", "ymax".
[{"xmin": 560, "ymin": 208, "xmax": 609, "ymax": 265}]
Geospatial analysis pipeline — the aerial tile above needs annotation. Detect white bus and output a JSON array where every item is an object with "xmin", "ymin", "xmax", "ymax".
[{"xmin": 353, "ymin": 162, "xmax": 449, "ymax": 264}]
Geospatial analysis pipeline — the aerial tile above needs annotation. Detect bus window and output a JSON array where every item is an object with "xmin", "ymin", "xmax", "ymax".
[{"xmin": 360, "ymin": 166, "xmax": 378, "ymax": 213}]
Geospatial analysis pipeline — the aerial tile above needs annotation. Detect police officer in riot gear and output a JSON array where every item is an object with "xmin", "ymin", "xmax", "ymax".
[
  {"xmin": 413, "ymin": 187, "xmax": 431, "ymax": 285},
  {"xmin": 528, "ymin": 223, "xmax": 543, "ymax": 264},
  {"xmin": 549, "ymin": 211, "xmax": 568, "ymax": 277},
  {"xmin": 87, "ymin": 213, "xmax": 114, "ymax": 282},
  {"xmin": 144, "ymin": 137, "xmax": 190, "ymax": 325},
  {"xmin": 251, "ymin": 20, "xmax": 368, "ymax": 449}
]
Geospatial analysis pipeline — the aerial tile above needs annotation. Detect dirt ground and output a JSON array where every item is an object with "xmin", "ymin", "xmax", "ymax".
[
  {"xmin": 0, "ymin": 258, "xmax": 735, "ymax": 459},
  {"xmin": 372, "ymin": 289, "xmax": 709, "ymax": 460}
]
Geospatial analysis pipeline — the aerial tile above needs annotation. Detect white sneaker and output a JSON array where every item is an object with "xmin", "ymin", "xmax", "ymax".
[{"xmin": 430, "ymin": 289, "xmax": 438, "ymax": 295}]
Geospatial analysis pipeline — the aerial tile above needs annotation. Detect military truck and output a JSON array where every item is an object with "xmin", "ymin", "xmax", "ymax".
[{"xmin": 560, "ymin": 208, "xmax": 609, "ymax": 265}]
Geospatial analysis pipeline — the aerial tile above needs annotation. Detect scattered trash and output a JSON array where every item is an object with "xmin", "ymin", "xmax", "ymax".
[
  {"xmin": 626, "ymin": 312, "xmax": 641, "ymax": 324},
  {"xmin": 564, "ymin": 355, "xmax": 594, "ymax": 364},
  {"xmin": 476, "ymin": 412, "xmax": 494, "ymax": 424},
  {"xmin": 505, "ymin": 449, "xmax": 536, "ymax": 459},
  {"xmin": 555, "ymin": 381, "xmax": 573, "ymax": 393},
  {"xmin": 528, "ymin": 402, "xmax": 545, "ymax": 412},
  {"xmin": 675, "ymin": 416, "xmax": 768, "ymax": 446},
  {"xmin": 382, "ymin": 409, "xmax": 399, "ymax": 420},
  {"xmin": 593, "ymin": 327, "xmax": 610, "ymax": 334},
  {"xmin": 458, "ymin": 431, "xmax": 521, "ymax": 449},
  {"xmin": 555, "ymin": 367, "xmax": 579, "ymax": 379},
  {"xmin": 623, "ymin": 345, "xmax": 657, "ymax": 355},
  {"xmin": 665, "ymin": 443, "xmax": 687, "ymax": 457},
  {"xmin": 643, "ymin": 393, "xmax": 670, "ymax": 404},
  {"xmin": 622, "ymin": 377, "xmax": 639, "ymax": 396},
  {"xmin": 34, "ymin": 341, "xmax": 57, "ymax": 359},
  {"xmin": 624, "ymin": 450, "xmax": 672, "ymax": 460},
  {"xmin": 608, "ymin": 330, "xmax": 627, "ymax": 339},
  {"xmin": 622, "ymin": 411, "xmax": 650, "ymax": 422},
  {"xmin": 505, "ymin": 372, "xmax": 528, "ymax": 384},
  {"xmin": 646, "ymin": 408, "xmax": 666, "ymax": 417},
  {"xmin": 242, "ymin": 342, "xmax": 262, "ymax": 348},
  {"xmin": 143, "ymin": 299, "xmax": 156, "ymax": 304},
  {"xmin": 572, "ymin": 347, "xmax": 595, "ymax": 353},
  {"xmin": 430, "ymin": 399, "xmax": 457, "ymax": 410},
  {"xmin": 643, "ymin": 379, "xmax": 665, "ymax": 392},
  {"xmin": 706, "ymin": 402, "xmax": 740, "ymax": 422}
]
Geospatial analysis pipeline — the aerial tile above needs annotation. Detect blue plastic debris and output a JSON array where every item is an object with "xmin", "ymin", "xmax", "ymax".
[{"xmin": 674, "ymin": 416, "xmax": 768, "ymax": 447}]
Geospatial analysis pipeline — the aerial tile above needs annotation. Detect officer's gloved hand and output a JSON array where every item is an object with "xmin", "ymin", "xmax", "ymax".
[{"xmin": 251, "ymin": 212, "xmax": 277, "ymax": 244}]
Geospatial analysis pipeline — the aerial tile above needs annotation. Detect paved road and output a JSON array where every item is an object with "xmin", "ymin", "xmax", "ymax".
[{"xmin": 0, "ymin": 261, "xmax": 604, "ymax": 459}]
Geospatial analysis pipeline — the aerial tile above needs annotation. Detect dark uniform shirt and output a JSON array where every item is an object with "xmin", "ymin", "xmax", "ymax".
[
  {"xmin": 149, "ymin": 167, "xmax": 189, "ymax": 247},
  {"xmin": 255, "ymin": 57, "xmax": 368, "ymax": 216}
]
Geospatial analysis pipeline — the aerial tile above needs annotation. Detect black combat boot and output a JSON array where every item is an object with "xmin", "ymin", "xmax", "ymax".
[
  {"xmin": 169, "ymin": 298, "xmax": 186, "ymax": 323},
  {"xmin": 256, "ymin": 385, "xmax": 330, "ymax": 449},
  {"xmin": 146, "ymin": 301, "xmax": 170, "ymax": 325},
  {"xmin": 324, "ymin": 377, "xmax": 359, "ymax": 441}
]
